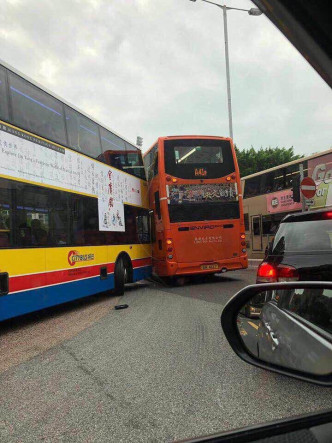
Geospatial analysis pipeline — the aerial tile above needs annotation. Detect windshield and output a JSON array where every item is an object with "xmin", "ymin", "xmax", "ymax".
[
  {"xmin": 164, "ymin": 139, "xmax": 235, "ymax": 179},
  {"xmin": 174, "ymin": 145, "xmax": 224, "ymax": 164},
  {"xmin": 272, "ymin": 219, "xmax": 332, "ymax": 254}
]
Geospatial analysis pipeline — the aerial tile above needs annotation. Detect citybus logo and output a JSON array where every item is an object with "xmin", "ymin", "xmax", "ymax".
[
  {"xmin": 67, "ymin": 250, "xmax": 95, "ymax": 266},
  {"xmin": 195, "ymin": 168, "xmax": 207, "ymax": 177},
  {"xmin": 271, "ymin": 197, "xmax": 279, "ymax": 208}
]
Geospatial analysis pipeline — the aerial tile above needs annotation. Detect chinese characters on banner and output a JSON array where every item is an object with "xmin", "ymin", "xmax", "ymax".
[
  {"xmin": 266, "ymin": 189, "xmax": 302, "ymax": 213},
  {"xmin": 0, "ymin": 123, "xmax": 142, "ymax": 231},
  {"xmin": 98, "ymin": 198, "xmax": 125, "ymax": 232}
]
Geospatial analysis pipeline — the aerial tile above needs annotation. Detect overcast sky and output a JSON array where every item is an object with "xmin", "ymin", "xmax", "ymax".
[{"xmin": 0, "ymin": 0, "xmax": 331, "ymax": 156}]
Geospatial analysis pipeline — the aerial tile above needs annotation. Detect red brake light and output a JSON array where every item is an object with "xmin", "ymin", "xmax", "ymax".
[
  {"xmin": 240, "ymin": 233, "xmax": 245, "ymax": 239},
  {"xmin": 257, "ymin": 262, "xmax": 299, "ymax": 283},
  {"xmin": 325, "ymin": 211, "xmax": 332, "ymax": 219},
  {"xmin": 277, "ymin": 265, "xmax": 299, "ymax": 282},
  {"xmin": 166, "ymin": 175, "xmax": 171, "ymax": 181},
  {"xmin": 257, "ymin": 262, "xmax": 277, "ymax": 283}
]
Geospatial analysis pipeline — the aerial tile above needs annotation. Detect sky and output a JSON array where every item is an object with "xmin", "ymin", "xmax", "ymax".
[{"xmin": 0, "ymin": 0, "xmax": 331, "ymax": 156}]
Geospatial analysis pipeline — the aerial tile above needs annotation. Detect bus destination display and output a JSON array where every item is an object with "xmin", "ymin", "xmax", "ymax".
[{"xmin": 168, "ymin": 183, "xmax": 238, "ymax": 205}]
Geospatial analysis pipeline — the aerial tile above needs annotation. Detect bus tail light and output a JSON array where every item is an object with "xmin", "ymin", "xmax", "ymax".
[
  {"xmin": 241, "ymin": 241, "xmax": 246, "ymax": 246},
  {"xmin": 240, "ymin": 233, "xmax": 245, "ymax": 239},
  {"xmin": 166, "ymin": 238, "xmax": 173, "ymax": 252},
  {"xmin": 166, "ymin": 175, "xmax": 171, "ymax": 181},
  {"xmin": 226, "ymin": 176, "xmax": 231, "ymax": 181},
  {"xmin": 257, "ymin": 262, "xmax": 299, "ymax": 283},
  {"xmin": 166, "ymin": 239, "xmax": 174, "ymax": 258},
  {"xmin": 172, "ymin": 178, "xmax": 177, "ymax": 183},
  {"xmin": 231, "ymin": 174, "xmax": 236, "ymax": 180}
]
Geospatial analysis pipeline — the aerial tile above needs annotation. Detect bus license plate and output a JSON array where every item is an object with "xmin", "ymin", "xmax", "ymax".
[{"xmin": 201, "ymin": 264, "xmax": 219, "ymax": 270}]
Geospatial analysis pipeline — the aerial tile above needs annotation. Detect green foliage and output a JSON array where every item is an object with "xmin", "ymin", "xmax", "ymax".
[{"xmin": 235, "ymin": 146, "xmax": 303, "ymax": 177}]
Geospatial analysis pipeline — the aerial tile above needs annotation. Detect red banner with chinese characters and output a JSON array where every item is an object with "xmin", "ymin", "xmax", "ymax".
[{"xmin": 266, "ymin": 189, "xmax": 302, "ymax": 214}]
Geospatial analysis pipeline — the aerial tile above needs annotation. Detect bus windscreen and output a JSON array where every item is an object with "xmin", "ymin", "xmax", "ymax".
[{"xmin": 164, "ymin": 139, "xmax": 235, "ymax": 179}]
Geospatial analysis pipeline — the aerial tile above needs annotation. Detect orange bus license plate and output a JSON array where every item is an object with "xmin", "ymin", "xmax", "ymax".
[{"xmin": 201, "ymin": 264, "xmax": 219, "ymax": 270}]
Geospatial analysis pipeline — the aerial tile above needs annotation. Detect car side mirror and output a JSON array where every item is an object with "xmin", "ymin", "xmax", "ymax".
[{"xmin": 221, "ymin": 282, "xmax": 332, "ymax": 386}]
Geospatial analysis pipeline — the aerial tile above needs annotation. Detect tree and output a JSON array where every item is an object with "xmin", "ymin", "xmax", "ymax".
[{"xmin": 235, "ymin": 146, "xmax": 303, "ymax": 177}]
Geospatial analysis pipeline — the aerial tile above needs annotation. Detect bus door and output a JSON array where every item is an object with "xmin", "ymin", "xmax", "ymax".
[{"xmin": 251, "ymin": 215, "xmax": 263, "ymax": 251}]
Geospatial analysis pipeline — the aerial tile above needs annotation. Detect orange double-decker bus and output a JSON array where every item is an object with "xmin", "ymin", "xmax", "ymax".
[{"xmin": 143, "ymin": 135, "xmax": 248, "ymax": 278}]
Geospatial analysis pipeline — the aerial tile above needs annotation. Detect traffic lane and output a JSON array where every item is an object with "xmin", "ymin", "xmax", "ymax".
[
  {"xmin": 151, "ymin": 268, "xmax": 257, "ymax": 305},
  {"xmin": 1, "ymin": 285, "xmax": 332, "ymax": 442},
  {"xmin": 0, "ymin": 289, "xmax": 122, "ymax": 374},
  {"xmin": 0, "ymin": 263, "xmax": 251, "ymax": 375},
  {"xmin": 237, "ymin": 315, "xmax": 260, "ymax": 357}
]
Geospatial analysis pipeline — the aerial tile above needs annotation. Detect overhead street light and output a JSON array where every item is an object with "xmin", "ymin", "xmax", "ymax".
[
  {"xmin": 248, "ymin": 8, "xmax": 263, "ymax": 16},
  {"xmin": 136, "ymin": 136, "xmax": 143, "ymax": 148},
  {"xmin": 189, "ymin": 0, "xmax": 262, "ymax": 140}
]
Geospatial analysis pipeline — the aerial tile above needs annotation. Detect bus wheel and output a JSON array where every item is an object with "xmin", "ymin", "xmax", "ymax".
[{"xmin": 114, "ymin": 257, "xmax": 129, "ymax": 296}]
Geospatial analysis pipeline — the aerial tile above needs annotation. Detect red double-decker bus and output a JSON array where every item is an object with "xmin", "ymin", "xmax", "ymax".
[{"xmin": 143, "ymin": 135, "xmax": 248, "ymax": 279}]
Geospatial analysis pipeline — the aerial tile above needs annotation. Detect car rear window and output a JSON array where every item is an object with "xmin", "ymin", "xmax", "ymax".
[{"xmin": 272, "ymin": 219, "xmax": 332, "ymax": 254}]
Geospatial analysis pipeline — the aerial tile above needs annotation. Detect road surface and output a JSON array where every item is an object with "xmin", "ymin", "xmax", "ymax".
[{"xmin": 1, "ymin": 268, "xmax": 332, "ymax": 442}]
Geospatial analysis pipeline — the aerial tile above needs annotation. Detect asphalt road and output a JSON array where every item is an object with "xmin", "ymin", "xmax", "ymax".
[
  {"xmin": 1, "ymin": 268, "xmax": 332, "ymax": 442},
  {"xmin": 237, "ymin": 315, "xmax": 261, "ymax": 358}
]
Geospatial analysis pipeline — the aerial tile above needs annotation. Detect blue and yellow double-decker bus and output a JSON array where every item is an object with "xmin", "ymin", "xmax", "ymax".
[{"xmin": 0, "ymin": 60, "xmax": 151, "ymax": 322}]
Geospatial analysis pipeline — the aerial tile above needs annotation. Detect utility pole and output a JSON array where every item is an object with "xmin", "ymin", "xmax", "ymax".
[
  {"xmin": 299, "ymin": 163, "xmax": 306, "ymax": 212},
  {"xmin": 188, "ymin": 0, "xmax": 262, "ymax": 140},
  {"xmin": 222, "ymin": 5, "xmax": 233, "ymax": 140}
]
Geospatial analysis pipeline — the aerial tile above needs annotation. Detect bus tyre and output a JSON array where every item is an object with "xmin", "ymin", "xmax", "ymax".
[{"xmin": 114, "ymin": 258, "xmax": 127, "ymax": 296}]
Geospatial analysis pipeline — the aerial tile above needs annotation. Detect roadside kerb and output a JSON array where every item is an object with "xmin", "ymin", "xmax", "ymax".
[{"xmin": 248, "ymin": 259, "xmax": 261, "ymax": 269}]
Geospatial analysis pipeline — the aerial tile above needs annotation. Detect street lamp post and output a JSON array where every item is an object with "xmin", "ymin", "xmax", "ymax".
[
  {"xmin": 189, "ymin": 0, "xmax": 262, "ymax": 140},
  {"xmin": 222, "ymin": 4, "xmax": 233, "ymax": 140}
]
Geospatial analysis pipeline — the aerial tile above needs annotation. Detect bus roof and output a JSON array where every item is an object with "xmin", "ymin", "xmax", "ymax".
[
  {"xmin": 164, "ymin": 135, "xmax": 231, "ymax": 139},
  {"xmin": 143, "ymin": 135, "xmax": 232, "ymax": 157},
  {"xmin": 0, "ymin": 58, "xmax": 139, "ymax": 151},
  {"xmin": 241, "ymin": 147, "xmax": 332, "ymax": 181}
]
